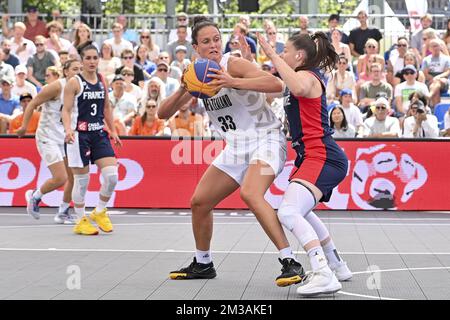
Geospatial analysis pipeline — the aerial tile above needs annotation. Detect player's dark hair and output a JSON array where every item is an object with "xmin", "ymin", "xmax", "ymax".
[
  {"xmin": 191, "ymin": 16, "xmax": 220, "ymax": 46},
  {"xmin": 329, "ymin": 106, "xmax": 349, "ymax": 131},
  {"xmin": 289, "ymin": 31, "xmax": 338, "ymax": 72},
  {"xmin": 79, "ymin": 43, "xmax": 98, "ymax": 59},
  {"xmin": 62, "ymin": 59, "xmax": 79, "ymax": 78}
]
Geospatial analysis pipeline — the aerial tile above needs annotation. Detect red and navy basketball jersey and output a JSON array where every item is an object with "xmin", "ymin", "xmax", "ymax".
[
  {"xmin": 283, "ymin": 68, "xmax": 333, "ymax": 149},
  {"xmin": 74, "ymin": 73, "xmax": 106, "ymax": 132}
]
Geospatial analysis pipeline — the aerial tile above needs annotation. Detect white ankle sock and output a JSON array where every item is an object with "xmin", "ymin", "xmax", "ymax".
[
  {"xmin": 279, "ymin": 246, "xmax": 295, "ymax": 260},
  {"xmin": 95, "ymin": 199, "xmax": 108, "ymax": 213},
  {"xmin": 58, "ymin": 201, "xmax": 70, "ymax": 213},
  {"xmin": 33, "ymin": 189, "xmax": 43, "ymax": 200},
  {"xmin": 307, "ymin": 246, "xmax": 327, "ymax": 272},
  {"xmin": 195, "ymin": 250, "xmax": 212, "ymax": 264},
  {"xmin": 74, "ymin": 206, "xmax": 85, "ymax": 218},
  {"xmin": 323, "ymin": 240, "xmax": 342, "ymax": 267}
]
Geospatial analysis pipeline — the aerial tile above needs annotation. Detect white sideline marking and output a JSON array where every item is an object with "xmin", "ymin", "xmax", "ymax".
[
  {"xmin": 337, "ymin": 291, "xmax": 400, "ymax": 300},
  {"xmin": 352, "ymin": 266, "xmax": 450, "ymax": 275}
]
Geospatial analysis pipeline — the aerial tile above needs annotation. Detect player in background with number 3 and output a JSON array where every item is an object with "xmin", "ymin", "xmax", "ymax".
[
  {"xmin": 62, "ymin": 44, "xmax": 122, "ymax": 236},
  {"xmin": 159, "ymin": 17, "xmax": 305, "ymax": 286}
]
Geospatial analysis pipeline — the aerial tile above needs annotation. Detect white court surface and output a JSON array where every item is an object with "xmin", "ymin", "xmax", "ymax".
[{"xmin": 0, "ymin": 208, "xmax": 450, "ymax": 300}]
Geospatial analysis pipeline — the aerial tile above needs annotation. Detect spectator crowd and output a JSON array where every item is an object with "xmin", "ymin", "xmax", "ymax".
[{"xmin": 1, "ymin": 7, "xmax": 450, "ymax": 138}]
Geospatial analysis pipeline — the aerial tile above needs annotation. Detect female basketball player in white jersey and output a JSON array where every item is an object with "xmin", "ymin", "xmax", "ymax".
[
  {"xmin": 17, "ymin": 59, "xmax": 81, "ymax": 224},
  {"xmin": 159, "ymin": 17, "xmax": 304, "ymax": 286}
]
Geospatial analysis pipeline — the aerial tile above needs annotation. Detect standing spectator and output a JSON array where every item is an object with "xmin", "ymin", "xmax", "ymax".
[
  {"xmin": 104, "ymin": 23, "xmax": 133, "ymax": 58},
  {"xmin": 156, "ymin": 51, "xmax": 182, "ymax": 80},
  {"xmin": 296, "ymin": 16, "xmax": 311, "ymax": 35},
  {"xmin": 168, "ymin": 13, "xmax": 192, "ymax": 43},
  {"xmin": 326, "ymin": 14, "xmax": 349, "ymax": 44},
  {"xmin": 27, "ymin": 36, "xmax": 56, "ymax": 89},
  {"xmin": 349, "ymin": 10, "xmax": 382, "ymax": 58},
  {"xmin": 12, "ymin": 65, "xmax": 38, "ymax": 98},
  {"xmin": 167, "ymin": 25, "xmax": 195, "ymax": 61},
  {"xmin": 45, "ymin": 21, "xmax": 78, "ymax": 59},
  {"xmin": 410, "ymin": 14, "xmax": 433, "ymax": 54},
  {"xmin": 387, "ymin": 37, "xmax": 409, "ymax": 86},
  {"xmin": 141, "ymin": 76, "xmax": 166, "ymax": 108},
  {"xmin": 0, "ymin": 50, "xmax": 15, "ymax": 81},
  {"xmin": 170, "ymin": 45, "xmax": 190, "ymax": 73},
  {"xmin": 337, "ymin": 89, "xmax": 364, "ymax": 136},
  {"xmin": 115, "ymin": 49, "xmax": 145, "ymax": 88},
  {"xmin": 169, "ymin": 98, "xmax": 204, "ymax": 137},
  {"xmin": 393, "ymin": 52, "xmax": 426, "ymax": 85},
  {"xmin": 330, "ymin": 29, "xmax": 352, "ymax": 64},
  {"xmin": 1, "ymin": 39, "xmax": 20, "ymax": 69},
  {"xmin": 98, "ymin": 42, "xmax": 122, "ymax": 84},
  {"xmin": 129, "ymin": 99, "xmax": 165, "ymax": 136},
  {"xmin": 10, "ymin": 22, "xmax": 36, "ymax": 66},
  {"xmin": 265, "ymin": 24, "xmax": 284, "ymax": 54},
  {"xmin": 422, "ymin": 39, "xmax": 450, "ymax": 106},
  {"xmin": 326, "ymin": 57, "xmax": 356, "ymax": 104},
  {"xmin": 137, "ymin": 29, "xmax": 160, "ymax": 62},
  {"xmin": 73, "ymin": 23, "xmax": 97, "ymax": 53},
  {"xmin": 239, "ymin": 15, "xmax": 257, "ymax": 44},
  {"xmin": 329, "ymin": 106, "xmax": 356, "ymax": 138},
  {"xmin": 394, "ymin": 65, "xmax": 430, "ymax": 115},
  {"xmin": 8, "ymin": 92, "xmax": 39, "ymax": 134},
  {"xmin": 115, "ymin": 15, "xmax": 139, "ymax": 46},
  {"xmin": 402, "ymin": 100, "xmax": 439, "ymax": 138},
  {"xmin": 23, "ymin": 6, "xmax": 48, "ymax": 41},
  {"xmin": 363, "ymin": 97, "xmax": 401, "ymax": 138},
  {"xmin": 109, "ymin": 75, "xmax": 138, "ymax": 127},
  {"xmin": 224, "ymin": 23, "xmax": 257, "ymax": 59},
  {"xmin": 154, "ymin": 61, "xmax": 179, "ymax": 97},
  {"xmin": 120, "ymin": 67, "xmax": 143, "ymax": 103},
  {"xmin": 0, "ymin": 77, "xmax": 20, "ymax": 133},
  {"xmin": 356, "ymin": 39, "xmax": 385, "ymax": 82},
  {"xmin": 359, "ymin": 63, "xmax": 393, "ymax": 112},
  {"xmin": 135, "ymin": 45, "xmax": 157, "ymax": 79}
]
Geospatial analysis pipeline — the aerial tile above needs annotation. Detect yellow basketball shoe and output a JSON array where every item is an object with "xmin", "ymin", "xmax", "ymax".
[
  {"xmin": 73, "ymin": 216, "xmax": 99, "ymax": 235},
  {"xmin": 89, "ymin": 208, "xmax": 113, "ymax": 233}
]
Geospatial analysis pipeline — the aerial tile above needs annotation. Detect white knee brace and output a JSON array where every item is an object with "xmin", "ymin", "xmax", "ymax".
[
  {"xmin": 100, "ymin": 166, "xmax": 118, "ymax": 198},
  {"xmin": 72, "ymin": 173, "xmax": 90, "ymax": 204}
]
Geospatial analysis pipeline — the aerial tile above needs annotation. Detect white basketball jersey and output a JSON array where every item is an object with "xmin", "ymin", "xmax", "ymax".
[
  {"xmin": 35, "ymin": 78, "xmax": 66, "ymax": 144},
  {"xmin": 202, "ymin": 53, "xmax": 281, "ymax": 141}
]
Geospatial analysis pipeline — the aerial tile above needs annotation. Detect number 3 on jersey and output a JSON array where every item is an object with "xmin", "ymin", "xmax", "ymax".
[
  {"xmin": 90, "ymin": 103, "xmax": 97, "ymax": 116},
  {"xmin": 218, "ymin": 115, "xmax": 236, "ymax": 132}
]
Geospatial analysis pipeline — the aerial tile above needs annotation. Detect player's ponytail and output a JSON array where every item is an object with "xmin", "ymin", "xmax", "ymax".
[
  {"xmin": 289, "ymin": 31, "xmax": 338, "ymax": 72},
  {"xmin": 191, "ymin": 16, "xmax": 220, "ymax": 45}
]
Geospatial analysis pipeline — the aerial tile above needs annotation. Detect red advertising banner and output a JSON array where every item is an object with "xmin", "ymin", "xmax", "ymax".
[{"xmin": 1, "ymin": 137, "xmax": 449, "ymax": 211}]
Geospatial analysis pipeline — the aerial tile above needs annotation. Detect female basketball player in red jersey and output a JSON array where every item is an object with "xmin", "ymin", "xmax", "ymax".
[
  {"xmin": 159, "ymin": 17, "xmax": 305, "ymax": 286},
  {"xmin": 258, "ymin": 32, "xmax": 352, "ymax": 296}
]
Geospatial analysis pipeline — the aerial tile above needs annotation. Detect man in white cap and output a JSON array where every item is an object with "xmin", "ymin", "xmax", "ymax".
[
  {"xmin": 170, "ymin": 45, "xmax": 190, "ymax": 73},
  {"xmin": 154, "ymin": 61, "xmax": 179, "ymax": 97},
  {"xmin": 394, "ymin": 65, "xmax": 430, "ymax": 115},
  {"xmin": 363, "ymin": 97, "xmax": 401, "ymax": 138},
  {"xmin": 12, "ymin": 65, "xmax": 37, "ymax": 98}
]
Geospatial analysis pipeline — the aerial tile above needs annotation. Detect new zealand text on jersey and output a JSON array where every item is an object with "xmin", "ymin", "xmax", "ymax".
[
  {"xmin": 83, "ymin": 90, "xmax": 105, "ymax": 100},
  {"xmin": 203, "ymin": 94, "xmax": 232, "ymax": 111}
]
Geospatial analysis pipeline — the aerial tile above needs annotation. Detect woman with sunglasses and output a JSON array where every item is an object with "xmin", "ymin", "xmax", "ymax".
[
  {"xmin": 356, "ymin": 38, "xmax": 385, "ymax": 82},
  {"xmin": 135, "ymin": 45, "xmax": 156, "ymax": 79},
  {"xmin": 129, "ymin": 99, "xmax": 165, "ymax": 136},
  {"xmin": 393, "ymin": 52, "xmax": 425, "ymax": 85},
  {"xmin": 330, "ymin": 28, "xmax": 351, "ymax": 65},
  {"xmin": 17, "ymin": 59, "xmax": 81, "ymax": 224},
  {"xmin": 258, "ymin": 30, "xmax": 352, "ymax": 296},
  {"xmin": 137, "ymin": 29, "xmax": 160, "ymax": 62},
  {"xmin": 160, "ymin": 17, "xmax": 305, "ymax": 288},
  {"xmin": 326, "ymin": 55, "xmax": 355, "ymax": 104}
]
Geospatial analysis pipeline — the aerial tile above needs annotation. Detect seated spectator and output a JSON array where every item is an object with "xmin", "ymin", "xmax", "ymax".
[
  {"xmin": 157, "ymin": 51, "xmax": 182, "ymax": 80},
  {"xmin": 10, "ymin": 22, "xmax": 36, "ymax": 66},
  {"xmin": 170, "ymin": 45, "xmax": 190, "ymax": 73},
  {"xmin": 115, "ymin": 49, "xmax": 145, "ymax": 88},
  {"xmin": 330, "ymin": 28, "xmax": 352, "ymax": 64},
  {"xmin": 421, "ymin": 28, "xmax": 449, "ymax": 59},
  {"xmin": 0, "ymin": 76, "xmax": 20, "ymax": 133},
  {"xmin": 363, "ymin": 97, "xmax": 401, "ymax": 138},
  {"xmin": 258, "ymin": 23, "xmax": 284, "ymax": 64},
  {"xmin": 45, "ymin": 21, "xmax": 77, "ymax": 58},
  {"xmin": 72, "ymin": 23, "xmax": 97, "ymax": 54},
  {"xmin": 402, "ymin": 100, "xmax": 439, "ymax": 138},
  {"xmin": 386, "ymin": 37, "xmax": 409, "ymax": 86},
  {"xmin": 425, "ymin": 40, "xmax": 450, "ymax": 107},
  {"xmin": 444, "ymin": 18, "xmax": 450, "ymax": 52},
  {"xmin": 394, "ymin": 65, "xmax": 430, "ymax": 115},
  {"xmin": 326, "ymin": 56, "xmax": 356, "ymax": 104},
  {"xmin": 169, "ymin": 98, "xmax": 204, "ymax": 137},
  {"xmin": 23, "ymin": 6, "xmax": 48, "ymax": 41},
  {"xmin": 8, "ymin": 92, "xmax": 39, "ymax": 134},
  {"xmin": 0, "ymin": 49, "xmax": 15, "ymax": 81},
  {"xmin": 1, "ymin": 39, "xmax": 20, "ymax": 69},
  {"xmin": 27, "ymin": 36, "xmax": 56, "ymax": 89},
  {"xmin": 141, "ymin": 76, "xmax": 166, "ymax": 110},
  {"xmin": 109, "ymin": 75, "xmax": 138, "ymax": 127},
  {"xmin": 168, "ymin": 13, "xmax": 192, "ymax": 43},
  {"xmin": 393, "ymin": 52, "xmax": 426, "ymax": 86},
  {"xmin": 104, "ymin": 23, "xmax": 133, "ymax": 58},
  {"xmin": 356, "ymin": 39, "xmax": 385, "ymax": 82},
  {"xmin": 329, "ymin": 106, "xmax": 356, "ymax": 138},
  {"xmin": 98, "ymin": 42, "xmax": 122, "ymax": 85},
  {"xmin": 154, "ymin": 61, "xmax": 180, "ymax": 97},
  {"xmin": 12, "ymin": 65, "xmax": 37, "ymax": 97},
  {"xmin": 443, "ymin": 108, "xmax": 450, "ymax": 136},
  {"xmin": 120, "ymin": 67, "xmax": 143, "ymax": 103},
  {"xmin": 225, "ymin": 23, "xmax": 257, "ymax": 59},
  {"xmin": 337, "ymin": 89, "xmax": 364, "ymax": 136},
  {"xmin": 129, "ymin": 99, "xmax": 165, "ymax": 136},
  {"xmin": 137, "ymin": 29, "xmax": 160, "ymax": 62},
  {"xmin": 359, "ymin": 63, "xmax": 393, "ymax": 112},
  {"xmin": 135, "ymin": 45, "xmax": 156, "ymax": 79},
  {"xmin": 115, "ymin": 15, "xmax": 139, "ymax": 46},
  {"xmin": 167, "ymin": 25, "xmax": 195, "ymax": 61},
  {"xmin": 326, "ymin": 14, "xmax": 349, "ymax": 44}
]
